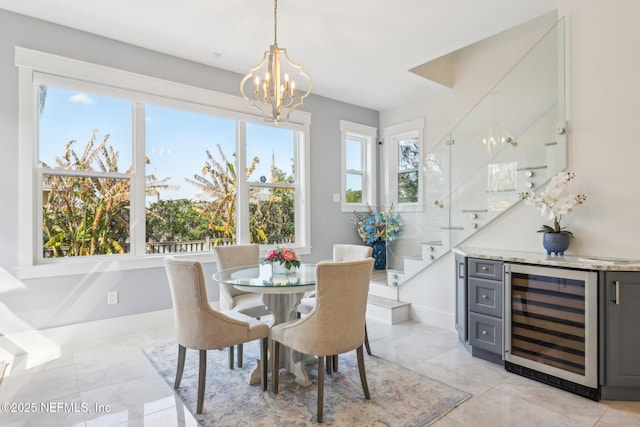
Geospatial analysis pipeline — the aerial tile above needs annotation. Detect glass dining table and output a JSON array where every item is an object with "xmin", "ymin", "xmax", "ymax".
[{"xmin": 213, "ymin": 263, "xmax": 317, "ymax": 386}]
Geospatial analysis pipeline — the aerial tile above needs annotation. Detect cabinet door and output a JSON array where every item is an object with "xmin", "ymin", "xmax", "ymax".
[
  {"xmin": 605, "ymin": 271, "xmax": 640, "ymax": 387},
  {"xmin": 455, "ymin": 253, "xmax": 467, "ymax": 341}
]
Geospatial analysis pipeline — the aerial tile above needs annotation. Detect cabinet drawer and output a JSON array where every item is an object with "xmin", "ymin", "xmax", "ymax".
[
  {"xmin": 469, "ymin": 312, "xmax": 503, "ymax": 355},
  {"xmin": 469, "ymin": 277, "xmax": 502, "ymax": 318},
  {"xmin": 469, "ymin": 258, "xmax": 503, "ymax": 281}
]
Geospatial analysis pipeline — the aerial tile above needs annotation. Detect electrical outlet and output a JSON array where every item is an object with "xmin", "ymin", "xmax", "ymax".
[
  {"xmin": 107, "ymin": 290, "xmax": 119, "ymax": 305},
  {"xmin": 333, "ymin": 193, "xmax": 340, "ymax": 202}
]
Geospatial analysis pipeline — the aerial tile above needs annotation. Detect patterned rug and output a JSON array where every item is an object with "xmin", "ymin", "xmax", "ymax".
[{"xmin": 143, "ymin": 341, "xmax": 470, "ymax": 426}]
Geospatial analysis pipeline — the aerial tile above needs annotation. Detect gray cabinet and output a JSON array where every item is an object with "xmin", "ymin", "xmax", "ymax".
[
  {"xmin": 467, "ymin": 258, "xmax": 503, "ymax": 364},
  {"xmin": 601, "ymin": 271, "xmax": 640, "ymax": 400},
  {"xmin": 455, "ymin": 253, "xmax": 468, "ymax": 345}
]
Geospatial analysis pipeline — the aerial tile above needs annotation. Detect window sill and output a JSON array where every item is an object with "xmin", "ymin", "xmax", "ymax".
[{"xmin": 18, "ymin": 246, "xmax": 312, "ymax": 279}]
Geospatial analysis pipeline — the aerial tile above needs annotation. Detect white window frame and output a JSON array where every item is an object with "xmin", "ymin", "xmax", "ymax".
[
  {"xmin": 16, "ymin": 47, "xmax": 311, "ymax": 279},
  {"xmin": 381, "ymin": 118, "xmax": 424, "ymax": 212},
  {"xmin": 340, "ymin": 120, "xmax": 377, "ymax": 212}
]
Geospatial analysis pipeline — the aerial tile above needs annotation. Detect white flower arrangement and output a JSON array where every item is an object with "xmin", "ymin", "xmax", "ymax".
[{"xmin": 520, "ymin": 171, "xmax": 587, "ymax": 237}]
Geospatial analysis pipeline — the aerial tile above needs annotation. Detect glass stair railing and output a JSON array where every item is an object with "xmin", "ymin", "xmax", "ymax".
[{"xmin": 385, "ymin": 18, "xmax": 566, "ymax": 287}]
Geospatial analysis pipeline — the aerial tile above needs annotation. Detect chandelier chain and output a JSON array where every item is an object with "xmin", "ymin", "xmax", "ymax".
[{"xmin": 273, "ymin": 0, "xmax": 278, "ymax": 46}]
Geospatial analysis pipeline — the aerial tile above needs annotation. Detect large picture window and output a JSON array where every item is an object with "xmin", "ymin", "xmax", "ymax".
[{"xmin": 17, "ymin": 47, "xmax": 310, "ymax": 278}]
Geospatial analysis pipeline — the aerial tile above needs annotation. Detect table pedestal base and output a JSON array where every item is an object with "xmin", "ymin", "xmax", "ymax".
[{"xmin": 246, "ymin": 291, "xmax": 313, "ymax": 387}]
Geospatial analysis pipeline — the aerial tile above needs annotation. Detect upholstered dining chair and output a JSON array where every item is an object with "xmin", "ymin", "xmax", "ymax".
[
  {"xmin": 271, "ymin": 258, "xmax": 374, "ymax": 423},
  {"xmin": 214, "ymin": 244, "xmax": 271, "ymax": 368},
  {"xmin": 164, "ymin": 256, "xmax": 269, "ymax": 414},
  {"xmin": 297, "ymin": 243, "xmax": 374, "ymax": 372}
]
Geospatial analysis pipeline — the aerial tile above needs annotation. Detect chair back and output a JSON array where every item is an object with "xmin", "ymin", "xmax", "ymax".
[
  {"xmin": 282, "ymin": 258, "xmax": 374, "ymax": 356},
  {"xmin": 214, "ymin": 244, "xmax": 260, "ymax": 306},
  {"xmin": 164, "ymin": 256, "xmax": 250, "ymax": 350},
  {"xmin": 333, "ymin": 244, "xmax": 373, "ymax": 262}
]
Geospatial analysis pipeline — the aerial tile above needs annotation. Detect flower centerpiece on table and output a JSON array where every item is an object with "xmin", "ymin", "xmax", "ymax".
[
  {"xmin": 350, "ymin": 205, "xmax": 402, "ymax": 245},
  {"xmin": 519, "ymin": 171, "xmax": 586, "ymax": 255},
  {"xmin": 263, "ymin": 247, "xmax": 300, "ymax": 271}
]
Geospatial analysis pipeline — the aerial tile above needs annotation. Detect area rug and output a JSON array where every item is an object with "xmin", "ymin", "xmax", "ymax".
[{"xmin": 143, "ymin": 341, "xmax": 470, "ymax": 426}]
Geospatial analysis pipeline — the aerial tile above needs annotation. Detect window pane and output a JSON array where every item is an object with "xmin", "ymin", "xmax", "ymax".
[
  {"xmin": 42, "ymin": 173, "xmax": 130, "ymax": 257},
  {"xmin": 246, "ymin": 123, "xmax": 295, "ymax": 184},
  {"xmin": 346, "ymin": 137, "xmax": 363, "ymax": 170},
  {"xmin": 145, "ymin": 105, "xmax": 237, "ymax": 253},
  {"xmin": 38, "ymin": 85, "xmax": 132, "ymax": 169},
  {"xmin": 398, "ymin": 138, "xmax": 419, "ymax": 171},
  {"xmin": 398, "ymin": 171, "xmax": 419, "ymax": 203},
  {"xmin": 346, "ymin": 173, "xmax": 363, "ymax": 203},
  {"xmin": 249, "ymin": 186, "xmax": 296, "ymax": 245}
]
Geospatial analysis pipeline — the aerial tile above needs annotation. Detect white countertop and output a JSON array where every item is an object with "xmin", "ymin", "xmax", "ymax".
[{"xmin": 453, "ymin": 247, "xmax": 640, "ymax": 271}]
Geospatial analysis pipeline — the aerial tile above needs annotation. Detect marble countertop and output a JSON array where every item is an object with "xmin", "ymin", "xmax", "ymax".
[{"xmin": 453, "ymin": 247, "xmax": 640, "ymax": 271}]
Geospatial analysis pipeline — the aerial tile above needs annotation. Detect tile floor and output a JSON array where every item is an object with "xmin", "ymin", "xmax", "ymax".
[{"xmin": 1, "ymin": 318, "xmax": 640, "ymax": 426}]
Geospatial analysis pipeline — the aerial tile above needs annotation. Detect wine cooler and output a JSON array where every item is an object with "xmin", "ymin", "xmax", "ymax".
[{"xmin": 504, "ymin": 263, "xmax": 599, "ymax": 400}]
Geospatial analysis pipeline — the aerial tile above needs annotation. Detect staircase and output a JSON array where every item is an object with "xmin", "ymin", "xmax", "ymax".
[{"xmin": 377, "ymin": 18, "xmax": 566, "ymax": 288}]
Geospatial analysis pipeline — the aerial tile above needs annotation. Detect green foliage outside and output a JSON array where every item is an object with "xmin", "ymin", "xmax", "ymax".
[
  {"xmin": 42, "ymin": 131, "xmax": 131, "ymax": 257},
  {"xmin": 346, "ymin": 189, "xmax": 362, "ymax": 203},
  {"xmin": 42, "ymin": 132, "xmax": 296, "ymax": 257}
]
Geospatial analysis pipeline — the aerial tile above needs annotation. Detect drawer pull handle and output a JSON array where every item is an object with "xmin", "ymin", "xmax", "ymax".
[
  {"xmin": 481, "ymin": 266, "xmax": 488, "ymax": 271},
  {"xmin": 481, "ymin": 330, "xmax": 488, "ymax": 336},
  {"xmin": 482, "ymin": 294, "xmax": 488, "ymax": 299}
]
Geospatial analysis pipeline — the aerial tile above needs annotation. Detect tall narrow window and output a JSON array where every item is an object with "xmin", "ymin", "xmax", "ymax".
[
  {"xmin": 382, "ymin": 118, "xmax": 424, "ymax": 211},
  {"xmin": 340, "ymin": 120, "xmax": 376, "ymax": 212},
  {"xmin": 398, "ymin": 137, "xmax": 420, "ymax": 203}
]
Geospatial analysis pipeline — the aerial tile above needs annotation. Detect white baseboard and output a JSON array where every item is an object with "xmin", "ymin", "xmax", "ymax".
[
  {"xmin": 409, "ymin": 304, "xmax": 455, "ymax": 332},
  {"xmin": 0, "ymin": 309, "xmax": 174, "ymax": 360}
]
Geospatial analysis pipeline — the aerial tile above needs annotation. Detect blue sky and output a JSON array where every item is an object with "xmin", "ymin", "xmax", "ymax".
[{"xmin": 38, "ymin": 86, "xmax": 296, "ymax": 201}]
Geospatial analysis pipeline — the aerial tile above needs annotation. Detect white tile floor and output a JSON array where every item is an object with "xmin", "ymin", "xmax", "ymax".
[{"xmin": 2, "ymin": 318, "xmax": 640, "ymax": 426}]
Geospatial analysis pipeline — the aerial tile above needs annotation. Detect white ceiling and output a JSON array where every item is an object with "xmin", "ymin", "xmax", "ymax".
[{"xmin": 0, "ymin": 0, "xmax": 559, "ymax": 112}]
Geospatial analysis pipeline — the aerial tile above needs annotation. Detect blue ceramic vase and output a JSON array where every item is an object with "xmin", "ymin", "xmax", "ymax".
[
  {"xmin": 372, "ymin": 240, "xmax": 386, "ymax": 270},
  {"xmin": 542, "ymin": 233, "xmax": 570, "ymax": 256}
]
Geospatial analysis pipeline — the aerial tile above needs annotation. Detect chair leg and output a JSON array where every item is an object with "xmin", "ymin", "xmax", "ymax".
[
  {"xmin": 237, "ymin": 343, "xmax": 243, "ymax": 368},
  {"xmin": 356, "ymin": 345, "xmax": 370, "ymax": 400},
  {"xmin": 364, "ymin": 323, "xmax": 372, "ymax": 356},
  {"xmin": 332, "ymin": 355, "xmax": 338, "ymax": 372},
  {"xmin": 261, "ymin": 337, "xmax": 268, "ymax": 391},
  {"xmin": 197, "ymin": 350, "xmax": 207, "ymax": 414},
  {"xmin": 273, "ymin": 341, "xmax": 280, "ymax": 394},
  {"xmin": 325, "ymin": 356, "xmax": 332, "ymax": 374},
  {"xmin": 228, "ymin": 346, "xmax": 234, "ymax": 369},
  {"xmin": 174, "ymin": 344, "xmax": 186, "ymax": 389},
  {"xmin": 317, "ymin": 354, "xmax": 324, "ymax": 423}
]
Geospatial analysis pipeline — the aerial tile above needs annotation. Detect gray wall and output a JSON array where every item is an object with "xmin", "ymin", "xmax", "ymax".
[{"xmin": 0, "ymin": 9, "xmax": 378, "ymax": 331}]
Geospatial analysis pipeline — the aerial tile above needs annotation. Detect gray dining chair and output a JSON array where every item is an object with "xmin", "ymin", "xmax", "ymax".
[
  {"xmin": 271, "ymin": 258, "xmax": 374, "ymax": 423},
  {"xmin": 214, "ymin": 244, "xmax": 271, "ymax": 368},
  {"xmin": 297, "ymin": 244, "xmax": 374, "ymax": 372},
  {"xmin": 164, "ymin": 256, "xmax": 269, "ymax": 414}
]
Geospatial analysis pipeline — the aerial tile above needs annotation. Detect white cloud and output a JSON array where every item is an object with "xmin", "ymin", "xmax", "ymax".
[{"xmin": 69, "ymin": 93, "xmax": 94, "ymax": 104}]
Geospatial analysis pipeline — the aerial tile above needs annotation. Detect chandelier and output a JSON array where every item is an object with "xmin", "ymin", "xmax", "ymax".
[
  {"xmin": 482, "ymin": 93, "xmax": 518, "ymax": 154},
  {"xmin": 240, "ymin": 0, "xmax": 312, "ymax": 124}
]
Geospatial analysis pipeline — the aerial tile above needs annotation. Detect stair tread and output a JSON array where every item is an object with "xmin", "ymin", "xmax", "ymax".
[{"xmin": 367, "ymin": 294, "xmax": 410, "ymax": 308}]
